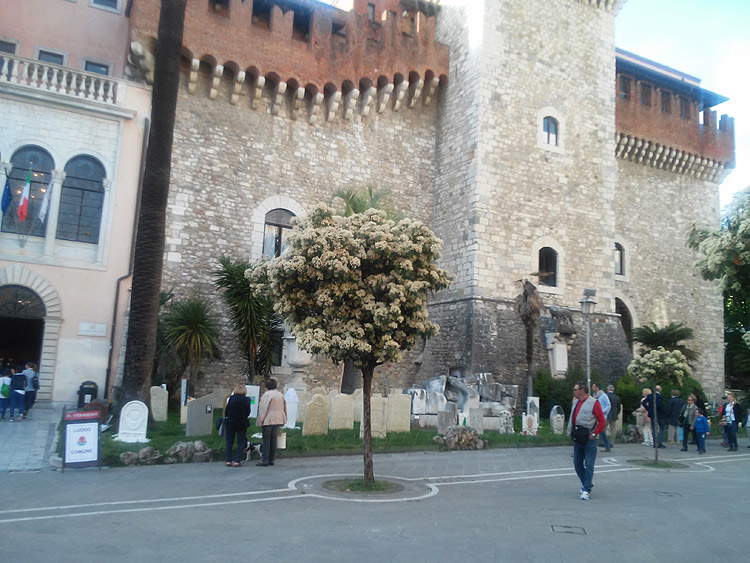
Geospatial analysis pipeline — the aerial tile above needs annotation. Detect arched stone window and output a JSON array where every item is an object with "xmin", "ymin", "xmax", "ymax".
[
  {"xmin": 1, "ymin": 145, "xmax": 54, "ymax": 238},
  {"xmin": 614, "ymin": 242, "xmax": 625, "ymax": 276},
  {"xmin": 57, "ymin": 155, "xmax": 106, "ymax": 244},
  {"xmin": 262, "ymin": 208, "xmax": 295, "ymax": 258},
  {"xmin": 538, "ymin": 247, "xmax": 558, "ymax": 287},
  {"xmin": 542, "ymin": 116, "xmax": 559, "ymax": 146}
]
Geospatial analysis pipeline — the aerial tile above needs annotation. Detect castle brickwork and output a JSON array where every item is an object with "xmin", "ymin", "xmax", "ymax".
[{"xmin": 131, "ymin": 0, "xmax": 732, "ymax": 399}]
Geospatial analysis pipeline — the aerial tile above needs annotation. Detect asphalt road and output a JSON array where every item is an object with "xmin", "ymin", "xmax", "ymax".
[{"xmin": 2, "ymin": 444, "xmax": 748, "ymax": 562}]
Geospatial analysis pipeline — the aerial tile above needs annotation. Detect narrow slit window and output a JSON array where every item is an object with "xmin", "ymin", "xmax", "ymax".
[
  {"xmin": 614, "ymin": 242, "xmax": 624, "ymax": 276},
  {"xmin": 640, "ymin": 83, "xmax": 652, "ymax": 106},
  {"xmin": 543, "ymin": 116, "xmax": 559, "ymax": 146},
  {"xmin": 538, "ymin": 247, "xmax": 558, "ymax": 287},
  {"xmin": 661, "ymin": 91, "xmax": 671, "ymax": 113}
]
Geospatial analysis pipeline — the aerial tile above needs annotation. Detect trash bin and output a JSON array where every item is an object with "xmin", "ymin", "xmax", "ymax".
[{"xmin": 77, "ymin": 381, "xmax": 98, "ymax": 408}]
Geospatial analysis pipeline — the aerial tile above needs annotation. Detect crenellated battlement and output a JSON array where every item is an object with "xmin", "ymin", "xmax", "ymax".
[
  {"xmin": 178, "ymin": 58, "xmax": 444, "ymax": 124},
  {"xmin": 129, "ymin": 0, "xmax": 448, "ymax": 92},
  {"xmin": 576, "ymin": 0, "xmax": 627, "ymax": 12},
  {"xmin": 615, "ymin": 49, "xmax": 735, "ymax": 170}
]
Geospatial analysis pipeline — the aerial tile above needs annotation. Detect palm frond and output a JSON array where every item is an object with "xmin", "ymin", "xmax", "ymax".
[{"xmin": 632, "ymin": 322, "xmax": 699, "ymax": 361}]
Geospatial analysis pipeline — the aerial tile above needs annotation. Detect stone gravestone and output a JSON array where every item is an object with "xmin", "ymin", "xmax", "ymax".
[
  {"xmin": 550, "ymin": 405, "xmax": 565, "ymax": 435},
  {"xmin": 469, "ymin": 408, "xmax": 485, "ymax": 434},
  {"xmin": 116, "ymin": 400, "xmax": 149, "ymax": 443},
  {"xmin": 425, "ymin": 390, "xmax": 447, "ymax": 414},
  {"xmin": 497, "ymin": 410, "xmax": 514, "ymax": 434},
  {"xmin": 302, "ymin": 394, "xmax": 329, "ymax": 436},
  {"xmin": 386, "ymin": 393, "xmax": 411, "ymax": 433},
  {"xmin": 296, "ymin": 391, "xmax": 309, "ymax": 424},
  {"xmin": 284, "ymin": 388, "xmax": 299, "ymax": 429},
  {"xmin": 352, "ymin": 388, "xmax": 364, "ymax": 423},
  {"xmin": 360, "ymin": 395, "xmax": 387, "ymax": 439},
  {"xmin": 409, "ymin": 389, "xmax": 427, "ymax": 415},
  {"xmin": 524, "ymin": 396, "xmax": 540, "ymax": 436},
  {"xmin": 437, "ymin": 403, "xmax": 457, "ymax": 435},
  {"xmin": 330, "ymin": 393, "xmax": 354, "ymax": 430},
  {"xmin": 150, "ymin": 386, "xmax": 168, "ymax": 422},
  {"xmin": 186, "ymin": 394, "xmax": 216, "ymax": 437}
]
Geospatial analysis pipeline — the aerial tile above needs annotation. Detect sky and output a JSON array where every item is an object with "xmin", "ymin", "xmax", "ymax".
[{"xmin": 616, "ymin": 0, "xmax": 749, "ymax": 208}]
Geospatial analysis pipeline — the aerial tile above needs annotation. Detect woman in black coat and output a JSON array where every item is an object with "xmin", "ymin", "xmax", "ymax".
[{"xmin": 224, "ymin": 384, "xmax": 251, "ymax": 467}]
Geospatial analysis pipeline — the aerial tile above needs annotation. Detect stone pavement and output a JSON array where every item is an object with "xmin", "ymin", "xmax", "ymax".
[{"xmin": 0, "ymin": 401, "xmax": 63, "ymax": 472}]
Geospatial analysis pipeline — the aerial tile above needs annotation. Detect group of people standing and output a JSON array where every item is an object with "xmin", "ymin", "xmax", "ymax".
[
  {"xmin": 569, "ymin": 382, "xmax": 748, "ymax": 501},
  {"xmin": 633, "ymin": 386, "xmax": 746, "ymax": 454},
  {"xmin": 222, "ymin": 378, "xmax": 287, "ymax": 468},
  {"xmin": 0, "ymin": 362, "xmax": 39, "ymax": 421}
]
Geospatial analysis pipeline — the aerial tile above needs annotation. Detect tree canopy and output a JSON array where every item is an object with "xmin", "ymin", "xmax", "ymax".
[{"xmin": 247, "ymin": 205, "xmax": 450, "ymax": 481}]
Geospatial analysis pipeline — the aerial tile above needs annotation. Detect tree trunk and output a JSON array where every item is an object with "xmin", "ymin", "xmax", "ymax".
[
  {"xmin": 361, "ymin": 365, "xmax": 375, "ymax": 482},
  {"xmin": 122, "ymin": 0, "xmax": 187, "ymax": 402},
  {"xmin": 526, "ymin": 323, "xmax": 534, "ymax": 398}
]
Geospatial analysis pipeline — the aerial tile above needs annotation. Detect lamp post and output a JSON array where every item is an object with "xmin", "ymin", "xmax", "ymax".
[{"xmin": 579, "ymin": 289, "xmax": 597, "ymax": 392}]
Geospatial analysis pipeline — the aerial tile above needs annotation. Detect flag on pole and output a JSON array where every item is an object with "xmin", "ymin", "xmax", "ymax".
[
  {"xmin": 17, "ymin": 169, "xmax": 31, "ymax": 222},
  {"xmin": 1, "ymin": 176, "xmax": 11, "ymax": 214},
  {"xmin": 38, "ymin": 182, "xmax": 51, "ymax": 222}
]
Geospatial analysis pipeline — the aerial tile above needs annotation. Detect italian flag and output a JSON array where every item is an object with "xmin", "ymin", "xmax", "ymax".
[{"xmin": 17, "ymin": 169, "xmax": 31, "ymax": 222}]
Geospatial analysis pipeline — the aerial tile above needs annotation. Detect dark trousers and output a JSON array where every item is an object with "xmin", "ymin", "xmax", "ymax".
[
  {"xmin": 224, "ymin": 425, "xmax": 247, "ymax": 463},
  {"xmin": 261, "ymin": 424, "xmax": 281, "ymax": 464},
  {"xmin": 599, "ymin": 428, "xmax": 611, "ymax": 449},
  {"xmin": 726, "ymin": 421, "xmax": 738, "ymax": 449},
  {"xmin": 651, "ymin": 419, "xmax": 664, "ymax": 447},
  {"xmin": 681, "ymin": 424, "xmax": 693, "ymax": 449},
  {"xmin": 573, "ymin": 438, "xmax": 598, "ymax": 493},
  {"xmin": 24, "ymin": 390, "xmax": 36, "ymax": 413},
  {"xmin": 696, "ymin": 432, "xmax": 706, "ymax": 453},
  {"xmin": 9, "ymin": 392, "xmax": 24, "ymax": 418}
]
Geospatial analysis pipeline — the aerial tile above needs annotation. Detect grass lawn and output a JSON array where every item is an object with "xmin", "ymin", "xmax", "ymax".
[{"xmin": 95, "ymin": 411, "xmax": 572, "ymax": 466}]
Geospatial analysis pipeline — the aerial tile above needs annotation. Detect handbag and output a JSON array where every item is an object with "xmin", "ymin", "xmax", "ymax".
[
  {"xmin": 573, "ymin": 424, "xmax": 590, "ymax": 445},
  {"xmin": 216, "ymin": 416, "xmax": 227, "ymax": 436}
]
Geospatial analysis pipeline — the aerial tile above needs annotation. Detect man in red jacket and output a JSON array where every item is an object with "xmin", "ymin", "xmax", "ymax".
[{"xmin": 567, "ymin": 383, "xmax": 607, "ymax": 500}]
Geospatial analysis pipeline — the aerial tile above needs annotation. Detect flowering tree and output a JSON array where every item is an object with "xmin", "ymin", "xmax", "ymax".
[
  {"xmin": 626, "ymin": 347, "xmax": 692, "ymax": 387},
  {"xmin": 689, "ymin": 186, "xmax": 750, "ymax": 386},
  {"xmin": 247, "ymin": 206, "xmax": 450, "ymax": 482}
]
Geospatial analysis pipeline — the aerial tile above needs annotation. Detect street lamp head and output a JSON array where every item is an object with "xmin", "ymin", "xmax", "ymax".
[{"xmin": 579, "ymin": 288, "xmax": 597, "ymax": 315}]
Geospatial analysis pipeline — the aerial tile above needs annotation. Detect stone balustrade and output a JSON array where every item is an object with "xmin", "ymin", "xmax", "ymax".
[{"xmin": 0, "ymin": 54, "xmax": 119, "ymax": 105}]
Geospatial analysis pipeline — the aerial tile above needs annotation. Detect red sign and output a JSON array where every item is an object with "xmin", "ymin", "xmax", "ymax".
[{"xmin": 64, "ymin": 410, "xmax": 102, "ymax": 421}]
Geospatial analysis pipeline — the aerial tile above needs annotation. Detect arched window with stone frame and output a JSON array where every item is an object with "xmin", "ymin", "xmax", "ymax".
[
  {"xmin": 262, "ymin": 208, "xmax": 295, "ymax": 258},
  {"xmin": 538, "ymin": 247, "xmax": 558, "ymax": 287},
  {"xmin": 1, "ymin": 145, "xmax": 54, "ymax": 238},
  {"xmin": 542, "ymin": 116, "xmax": 559, "ymax": 146},
  {"xmin": 56, "ymin": 155, "xmax": 106, "ymax": 244}
]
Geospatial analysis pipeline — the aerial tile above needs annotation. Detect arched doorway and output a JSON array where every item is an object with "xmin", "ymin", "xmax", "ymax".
[
  {"xmin": 0, "ymin": 285, "xmax": 45, "ymax": 370},
  {"xmin": 615, "ymin": 298, "xmax": 633, "ymax": 348}
]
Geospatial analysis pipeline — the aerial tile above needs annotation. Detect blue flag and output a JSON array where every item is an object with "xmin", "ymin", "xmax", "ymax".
[{"xmin": 1, "ymin": 177, "xmax": 11, "ymax": 214}]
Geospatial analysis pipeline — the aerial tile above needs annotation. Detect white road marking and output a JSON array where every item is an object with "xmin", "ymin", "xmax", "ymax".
[
  {"xmin": 435, "ymin": 467, "xmax": 642, "ymax": 486},
  {"xmin": 0, "ymin": 487, "xmax": 295, "ymax": 515},
  {"xmin": 0, "ymin": 494, "xmax": 308, "ymax": 524}
]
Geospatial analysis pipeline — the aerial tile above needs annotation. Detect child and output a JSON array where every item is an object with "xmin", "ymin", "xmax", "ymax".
[
  {"xmin": 693, "ymin": 409, "xmax": 710, "ymax": 454},
  {"xmin": 0, "ymin": 369, "xmax": 11, "ymax": 420}
]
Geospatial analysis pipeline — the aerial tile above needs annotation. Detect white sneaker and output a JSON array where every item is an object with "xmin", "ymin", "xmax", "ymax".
[{"xmin": 580, "ymin": 491, "xmax": 590, "ymax": 500}]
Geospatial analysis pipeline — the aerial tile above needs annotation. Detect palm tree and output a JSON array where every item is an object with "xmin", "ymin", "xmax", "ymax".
[
  {"xmin": 162, "ymin": 297, "xmax": 220, "ymax": 388},
  {"xmin": 632, "ymin": 322, "xmax": 699, "ymax": 362},
  {"xmin": 515, "ymin": 280, "xmax": 545, "ymax": 397},
  {"xmin": 212, "ymin": 257, "xmax": 281, "ymax": 383},
  {"xmin": 122, "ymin": 0, "xmax": 187, "ymax": 402},
  {"xmin": 333, "ymin": 186, "xmax": 399, "ymax": 218}
]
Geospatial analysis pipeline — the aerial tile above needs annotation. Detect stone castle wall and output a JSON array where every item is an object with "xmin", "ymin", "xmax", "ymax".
[
  {"xmin": 614, "ymin": 160, "xmax": 724, "ymax": 397},
  {"xmin": 161, "ymin": 70, "xmax": 440, "ymax": 394},
  {"xmin": 157, "ymin": 0, "xmax": 726, "ymax": 399}
]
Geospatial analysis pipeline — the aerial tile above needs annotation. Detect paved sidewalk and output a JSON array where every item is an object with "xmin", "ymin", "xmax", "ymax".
[{"xmin": 0, "ymin": 402, "xmax": 63, "ymax": 472}]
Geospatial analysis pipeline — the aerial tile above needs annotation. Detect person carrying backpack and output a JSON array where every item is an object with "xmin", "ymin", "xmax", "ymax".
[{"xmin": 8, "ymin": 367, "xmax": 26, "ymax": 422}]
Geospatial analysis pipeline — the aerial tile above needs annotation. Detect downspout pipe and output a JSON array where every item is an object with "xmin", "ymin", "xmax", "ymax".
[{"xmin": 104, "ymin": 116, "xmax": 150, "ymax": 399}]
